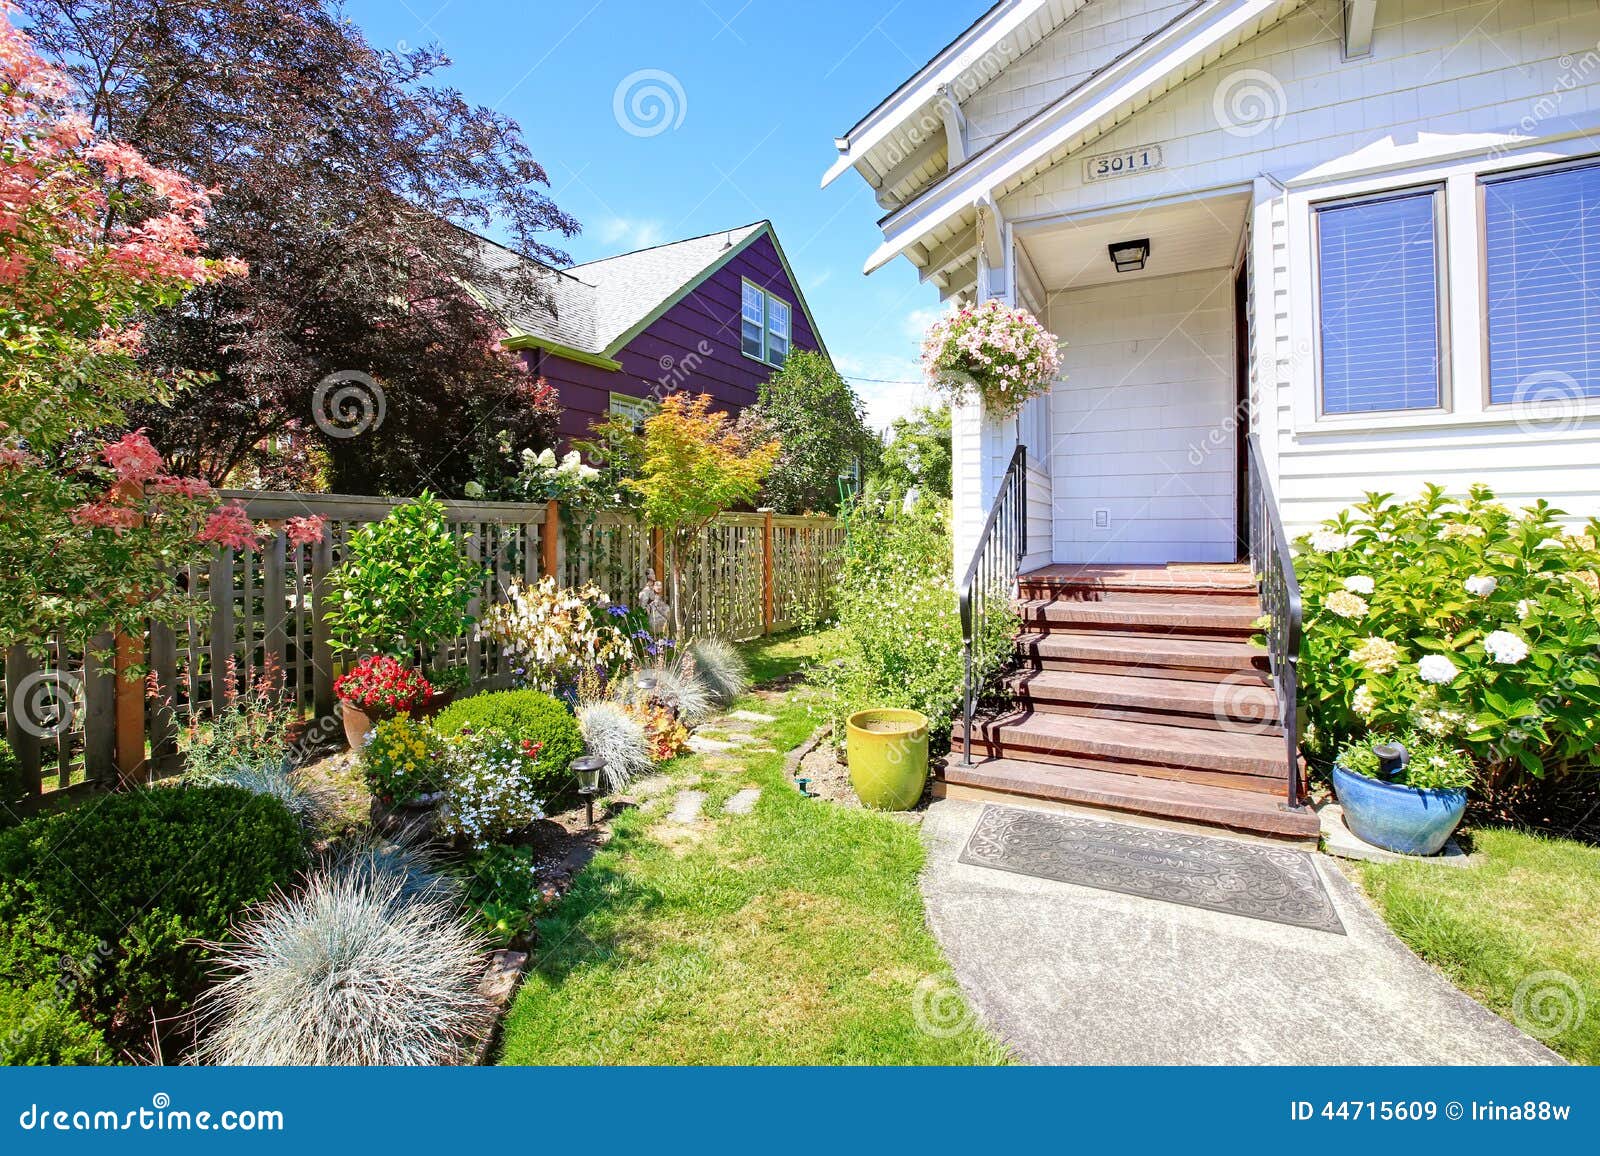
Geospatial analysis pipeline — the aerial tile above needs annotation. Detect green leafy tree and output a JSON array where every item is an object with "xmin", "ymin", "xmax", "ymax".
[
  {"xmin": 867, "ymin": 405, "xmax": 952, "ymax": 502},
  {"xmin": 751, "ymin": 350, "xmax": 876, "ymax": 514},
  {"xmin": 322, "ymin": 493, "xmax": 483, "ymax": 659},
  {"xmin": 628, "ymin": 393, "xmax": 778, "ymax": 633}
]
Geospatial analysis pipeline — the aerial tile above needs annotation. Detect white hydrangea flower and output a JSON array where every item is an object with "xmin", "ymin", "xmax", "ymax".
[
  {"xmin": 1482, "ymin": 630, "xmax": 1529, "ymax": 665},
  {"xmin": 1464, "ymin": 575, "xmax": 1498, "ymax": 598},
  {"xmin": 1309, "ymin": 528, "xmax": 1352, "ymax": 553},
  {"xmin": 1325, "ymin": 591, "xmax": 1368, "ymax": 619},
  {"xmin": 1516, "ymin": 599, "xmax": 1535, "ymax": 621},
  {"xmin": 1417, "ymin": 655, "xmax": 1458, "ymax": 685},
  {"xmin": 537, "ymin": 448, "xmax": 557, "ymax": 468},
  {"xmin": 1352, "ymin": 685, "xmax": 1376, "ymax": 717},
  {"xmin": 1343, "ymin": 575, "xmax": 1375, "ymax": 595}
]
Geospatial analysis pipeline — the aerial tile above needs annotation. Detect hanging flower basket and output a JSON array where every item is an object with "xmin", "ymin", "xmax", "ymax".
[{"xmin": 921, "ymin": 299, "xmax": 1063, "ymax": 417}]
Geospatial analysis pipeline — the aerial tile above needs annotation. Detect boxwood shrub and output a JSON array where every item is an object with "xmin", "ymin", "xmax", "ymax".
[
  {"xmin": 434, "ymin": 689, "xmax": 583, "ymax": 797},
  {"xmin": 0, "ymin": 981, "xmax": 109, "ymax": 1065},
  {"xmin": 0, "ymin": 785, "xmax": 307, "ymax": 1050}
]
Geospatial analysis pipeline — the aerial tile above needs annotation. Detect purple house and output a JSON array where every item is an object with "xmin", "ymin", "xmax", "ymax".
[{"xmin": 475, "ymin": 221, "xmax": 829, "ymax": 445}]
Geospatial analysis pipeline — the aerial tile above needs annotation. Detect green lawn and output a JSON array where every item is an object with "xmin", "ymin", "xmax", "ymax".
[
  {"xmin": 735, "ymin": 627, "xmax": 838, "ymax": 686},
  {"xmin": 1357, "ymin": 827, "xmax": 1600, "ymax": 1065},
  {"xmin": 496, "ymin": 634, "xmax": 1005, "ymax": 1065}
]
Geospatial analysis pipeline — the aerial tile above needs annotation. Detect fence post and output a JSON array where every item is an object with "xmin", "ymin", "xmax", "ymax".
[
  {"xmin": 111, "ymin": 629, "xmax": 145, "ymax": 782},
  {"xmin": 762, "ymin": 509, "xmax": 774, "ymax": 636},
  {"xmin": 542, "ymin": 499, "xmax": 561, "ymax": 581},
  {"xmin": 82, "ymin": 632, "xmax": 116, "ymax": 784},
  {"xmin": 310, "ymin": 534, "xmax": 335, "ymax": 720}
]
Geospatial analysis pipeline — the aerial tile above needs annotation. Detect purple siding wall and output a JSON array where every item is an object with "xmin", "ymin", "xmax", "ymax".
[{"xmin": 525, "ymin": 231, "xmax": 822, "ymax": 445}]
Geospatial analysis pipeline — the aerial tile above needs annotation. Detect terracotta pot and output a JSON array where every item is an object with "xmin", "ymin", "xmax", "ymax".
[{"xmin": 340, "ymin": 702, "xmax": 385, "ymax": 749}]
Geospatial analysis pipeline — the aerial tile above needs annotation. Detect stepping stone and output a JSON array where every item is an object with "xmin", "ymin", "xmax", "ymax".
[
  {"xmin": 688, "ymin": 735, "xmax": 738, "ymax": 754},
  {"xmin": 723, "ymin": 788, "xmax": 761, "ymax": 815},
  {"xmin": 668, "ymin": 791, "xmax": 706, "ymax": 823},
  {"xmin": 727, "ymin": 710, "xmax": 776, "ymax": 723}
]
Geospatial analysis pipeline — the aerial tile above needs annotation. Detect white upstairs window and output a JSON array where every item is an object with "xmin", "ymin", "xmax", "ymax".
[{"xmin": 741, "ymin": 280, "xmax": 766, "ymax": 360}]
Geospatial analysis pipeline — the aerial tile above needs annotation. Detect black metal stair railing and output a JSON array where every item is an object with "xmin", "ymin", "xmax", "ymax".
[
  {"xmin": 1245, "ymin": 433, "xmax": 1305, "ymax": 809},
  {"xmin": 958, "ymin": 444, "xmax": 1027, "ymax": 767}
]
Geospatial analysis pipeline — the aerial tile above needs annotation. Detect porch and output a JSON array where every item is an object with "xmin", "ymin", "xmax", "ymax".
[{"xmin": 1009, "ymin": 189, "xmax": 1254, "ymax": 569}]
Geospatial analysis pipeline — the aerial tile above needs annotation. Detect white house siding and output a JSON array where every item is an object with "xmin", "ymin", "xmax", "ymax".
[
  {"xmin": 978, "ymin": 0, "xmax": 1600, "ymax": 542},
  {"xmin": 962, "ymin": 0, "xmax": 1199, "ymax": 155},
  {"xmin": 1047, "ymin": 269, "xmax": 1238, "ymax": 564}
]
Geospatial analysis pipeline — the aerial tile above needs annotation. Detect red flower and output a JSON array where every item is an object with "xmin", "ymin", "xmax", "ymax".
[{"xmin": 334, "ymin": 655, "xmax": 435, "ymax": 714}]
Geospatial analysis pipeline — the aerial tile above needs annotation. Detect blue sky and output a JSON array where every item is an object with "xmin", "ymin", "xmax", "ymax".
[{"xmin": 342, "ymin": 0, "xmax": 988, "ymax": 430}]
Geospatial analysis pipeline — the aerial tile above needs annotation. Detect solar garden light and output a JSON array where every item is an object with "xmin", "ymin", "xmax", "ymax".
[
  {"xmin": 1373, "ymin": 741, "xmax": 1409, "ymax": 780},
  {"xmin": 572, "ymin": 754, "xmax": 604, "ymax": 826}
]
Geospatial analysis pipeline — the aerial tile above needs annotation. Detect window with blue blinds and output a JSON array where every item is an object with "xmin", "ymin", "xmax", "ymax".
[
  {"xmin": 1485, "ymin": 162, "xmax": 1600, "ymax": 405},
  {"xmin": 1316, "ymin": 190, "xmax": 1443, "ymax": 414}
]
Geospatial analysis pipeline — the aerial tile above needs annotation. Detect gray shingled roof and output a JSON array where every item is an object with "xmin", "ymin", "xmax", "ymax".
[
  {"xmin": 569, "ymin": 222, "xmax": 765, "ymax": 350},
  {"xmin": 468, "ymin": 222, "xmax": 767, "ymax": 357}
]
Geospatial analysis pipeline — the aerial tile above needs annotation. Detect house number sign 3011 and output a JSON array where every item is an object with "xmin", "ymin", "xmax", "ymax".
[{"xmin": 1084, "ymin": 145, "xmax": 1163, "ymax": 182}]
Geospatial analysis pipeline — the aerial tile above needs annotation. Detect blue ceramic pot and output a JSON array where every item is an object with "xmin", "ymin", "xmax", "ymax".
[{"xmin": 1332, "ymin": 762, "xmax": 1467, "ymax": 856}]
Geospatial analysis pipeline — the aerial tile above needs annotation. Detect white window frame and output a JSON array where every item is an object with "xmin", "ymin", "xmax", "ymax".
[
  {"xmin": 608, "ymin": 391, "xmax": 655, "ymax": 425},
  {"xmin": 741, "ymin": 276, "xmax": 792, "ymax": 367},
  {"xmin": 1310, "ymin": 183, "xmax": 1451, "ymax": 420}
]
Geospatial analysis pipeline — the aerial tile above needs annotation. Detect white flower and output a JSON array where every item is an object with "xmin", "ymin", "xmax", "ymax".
[
  {"xmin": 1343, "ymin": 575, "xmax": 1375, "ymax": 595},
  {"xmin": 1325, "ymin": 591, "xmax": 1369, "ymax": 619},
  {"xmin": 1417, "ymin": 655, "xmax": 1458, "ymax": 685},
  {"xmin": 1309, "ymin": 529, "xmax": 1352, "ymax": 553},
  {"xmin": 1483, "ymin": 630, "xmax": 1529, "ymax": 666},
  {"xmin": 463, "ymin": 481, "xmax": 485, "ymax": 499},
  {"xmin": 1352, "ymin": 685, "xmax": 1376, "ymax": 717},
  {"xmin": 521, "ymin": 447, "xmax": 536, "ymax": 464},
  {"xmin": 1516, "ymin": 599, "xmax": 1535, "ymax": 621},
  {"xmin": 537, "ymin": 448, "xmax": 557, "ymax": 468},
  {"xmin": 1464, "ymin": 575, "xmax": 1498, "ymax": 598}
]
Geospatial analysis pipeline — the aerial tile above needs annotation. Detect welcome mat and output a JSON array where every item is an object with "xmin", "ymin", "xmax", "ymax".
[{"xmin": 958, "ymin": 805, "xmax": 1345, "ymax": 935}]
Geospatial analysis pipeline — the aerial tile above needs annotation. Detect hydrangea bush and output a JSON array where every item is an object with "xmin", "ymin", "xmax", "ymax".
[
  {"xmin": 1295, "ymin": 484, "xmax": 1600, "ymax": 785},
  {"xmin": 921, "ymin": 299, "xmax": 1062, "ymax": 417}
]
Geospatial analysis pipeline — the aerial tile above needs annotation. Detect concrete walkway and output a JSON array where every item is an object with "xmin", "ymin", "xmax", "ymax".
[{"xmin": 921, "ymin": 799, "xmax": 1561, "ymax": 1065}]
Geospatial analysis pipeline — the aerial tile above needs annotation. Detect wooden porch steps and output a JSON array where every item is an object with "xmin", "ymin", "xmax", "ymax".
[
  {"xmin": 937, "ymin": 756, "xmax": 1319, "ymax": 842},
  {"xmin": 1000, "ymin": 667, "xmax": 1281, "ymax": 734},
  {"xmin": 942, "ymin": 562, "xmax": 1318, "ymax": 842}
]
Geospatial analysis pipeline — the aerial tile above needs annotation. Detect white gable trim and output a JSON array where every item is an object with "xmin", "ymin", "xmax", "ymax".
[
  {"xmin": 862, "ymin": 0, "xmax": 1299, "ymax": 273},
  {"xmin": 822, "ymin": 0, "xmax": 1058, "ymax": 188}
]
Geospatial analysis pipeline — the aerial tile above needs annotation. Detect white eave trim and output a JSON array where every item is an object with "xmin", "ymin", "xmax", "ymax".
[
  {"xmin": 821, "ymin": 0, "xmax": 1052, "ymax": 189},
  {"xmin": 862, "ymin": 0, "xmax": 1291, "ymax": 272}
]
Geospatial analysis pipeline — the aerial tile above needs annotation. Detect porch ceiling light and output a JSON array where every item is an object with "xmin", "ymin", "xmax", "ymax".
[{"xmin": 1108, "ymin": 238, "xmax": 1151, "ymax": 274}]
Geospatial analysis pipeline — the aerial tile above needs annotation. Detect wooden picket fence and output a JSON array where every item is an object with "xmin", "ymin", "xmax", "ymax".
[{"xmin": 1, "ymin": 492, "xmax": 842, "ymax": 805}]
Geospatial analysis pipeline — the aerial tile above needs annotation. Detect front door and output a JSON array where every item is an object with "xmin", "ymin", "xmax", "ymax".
[{"xmin": 1048, "ymin": 268, "xmax": 1239, "ymax": 565}]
